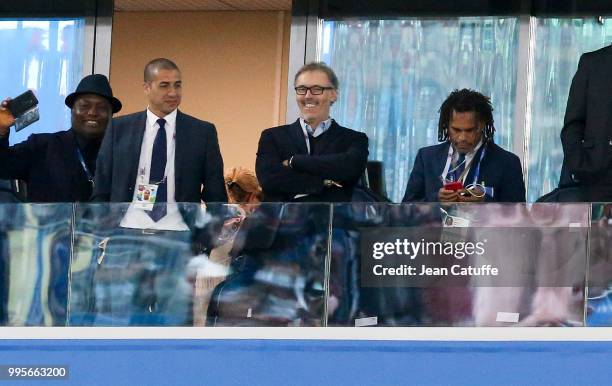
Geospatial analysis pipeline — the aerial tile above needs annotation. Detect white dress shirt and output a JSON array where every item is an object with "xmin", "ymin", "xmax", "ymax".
[{"xmin": 120, "ymin": 108, "xmax": 189, "ymax": 231}]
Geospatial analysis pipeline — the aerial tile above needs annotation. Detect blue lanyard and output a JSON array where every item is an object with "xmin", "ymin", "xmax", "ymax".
[
  {"xmin": 75, "ymin": 147, "xmax": 94, "ymax": 187},
  {"xmin": 470, "ymin": 144, "xmax": 487, "ymax": 185}
]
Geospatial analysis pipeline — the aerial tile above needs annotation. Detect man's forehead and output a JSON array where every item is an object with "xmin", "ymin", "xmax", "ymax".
[
  {"xmin": 151, "ymin": 68, "xmax": 181, "ymax": 83},
  {"xmin": 296, "ymin": 70, "xmax": 331, "ymax": 85},
  {"xmin": 74, "ymin": 94, "xmax": 110, "ymax": 105},
  {"xmin": 450, "ymin": 110, "xmax": 482, "ymax": 126}
]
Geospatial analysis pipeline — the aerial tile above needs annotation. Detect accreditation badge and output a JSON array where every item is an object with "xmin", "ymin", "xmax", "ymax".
[
  {"xmin": 134, "ymin": 183, "xmax": 159, "ymax": 211},
  {"xmin": 440, "ymin": 207, "xmax": 471, "ymax": 243}
]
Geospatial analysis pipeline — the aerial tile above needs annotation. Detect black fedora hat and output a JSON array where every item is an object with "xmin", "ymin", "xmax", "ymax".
[{"xmin": 65, "ymin": 74, "xmax": 122, "ymax": 113}]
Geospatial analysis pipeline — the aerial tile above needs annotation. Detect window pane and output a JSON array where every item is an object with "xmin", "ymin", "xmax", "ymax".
[
  {"xmin": 527, "ymin": 18, "xmax": 612, "ymax": 202},
  {"xmin": 0, "ymin": 19, "xmax": 85, "ymax": 145},
  {"xmin": 320, "ymin": 18, "xmax": 520, "ymax": 202}
]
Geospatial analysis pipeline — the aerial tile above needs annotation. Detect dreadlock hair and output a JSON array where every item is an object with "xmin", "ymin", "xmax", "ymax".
[{"xmin": 437, "ymin": 89, "xmax": 495, "ymax": 143}]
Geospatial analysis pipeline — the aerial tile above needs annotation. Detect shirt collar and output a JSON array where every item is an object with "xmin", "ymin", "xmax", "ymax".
[
  {"xmin": 299, "ymin": 117, "xmax": 333, "ymax": 138},
  {"xmin": 452, "ymin": 139, "xmax": 484, "ymax": 161},
  {"xmin": 146, "ymin": 108, "xmax": 177, "ymax": 130}
]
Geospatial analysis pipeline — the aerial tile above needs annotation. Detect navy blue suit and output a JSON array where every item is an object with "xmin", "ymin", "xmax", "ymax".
[
  {"xmin": 402, "ymin": 141, "xmax": 525, "ymax": 203},
  {"xmin": 93, "ymin": 110, "xmax": 227, "ymax": 203},
  {"xmin": 256, "ymin": 119, "xmax": 368, "ymax": 202},
  {"xmin": 0, "ymin": 129, "xmax": 96, "ymax": 202}
]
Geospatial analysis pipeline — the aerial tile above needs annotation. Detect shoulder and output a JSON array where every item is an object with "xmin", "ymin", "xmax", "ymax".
[
  {"xmin": 331, "ymin": 121, "xmax": 367, "ymax": 140},
  {"xmin": 583, "ymin": 45, "xmax": 612, "ymax": 59},
  {"xmin": 260, "ymin": 122, "xmax": 296, "ymax": 138},
  {"xmin": 112, "ymin": 111, "xmax": 145, "ymax": 125},
  {"xmin": 26, "ymin": 129, "xmax": 71, "ymax": 147},
  {"xmin": 579, "ymin": 45, "xmax": 612, "ymax": 67},
  {"xmin": 417, "ymin": 142, "xmax": 447, "ymax": 157},
  {"xmin": 487, "ymin": 143, "xmax": 521, "ymax": 165},
  {"xmin": 177, "ymin": 111, "xmax": 215, "ymax": 131}
]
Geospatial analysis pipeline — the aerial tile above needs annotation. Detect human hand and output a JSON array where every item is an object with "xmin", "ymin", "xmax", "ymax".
[
  {"xmin": 323, "ymin": 179, "xmax": 343, "ymax": 188},
  {"xmin": 0, "ymin": 98, "xmax": 15, "ymax": 136},
  {"xmin": 457, "ymin": 188, "xmax": 485, "ymax": 202},
  {"xmin": 438, "ymin": 188, "xmax": 459, "ymax": 202}
]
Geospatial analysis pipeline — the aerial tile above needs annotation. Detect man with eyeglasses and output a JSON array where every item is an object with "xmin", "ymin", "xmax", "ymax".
[
  {"xmin": 256, "ymin": 62, "xmax": 369, "ymax": 202},
  {"xmin": 403, "ymin": 89, "xmax": 525, "ymax": 203}
]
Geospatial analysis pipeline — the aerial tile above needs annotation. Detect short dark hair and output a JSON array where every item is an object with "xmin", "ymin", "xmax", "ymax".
[
  {"xmin": 294, "ymin": 62, "xmax": 339, "ymax": 89},
  {"xmin": 438, "ymin": 89, "xmax": 495, "ymax": 143},
  {"xmin": 144, "ymin": 58, "xmax": 180, "ymax": 82}
]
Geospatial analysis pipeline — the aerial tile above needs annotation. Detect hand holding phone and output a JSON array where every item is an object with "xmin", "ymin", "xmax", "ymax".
[
  {"xmin": 0, "ymin": 100, "xmax": 15, "ymax": 136},
  {"xmin": 5, "ymin": 90, "xmax": 39, "ymax": 132},
  {"xmin": 443, "ymin": 180, "xmax": 463, "ymax": 191}
]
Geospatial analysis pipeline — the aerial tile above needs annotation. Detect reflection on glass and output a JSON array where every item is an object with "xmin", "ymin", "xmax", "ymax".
[
  {"xmin": 0, "ymin": 202, "xmax": 601, "ymax": 327},
  {"xmin": 207, "ymin": 203, "xmax": 330, "ymax": 326},
  {"xmin": 330, "ymin": 203, "xmax": 588, "ymax": 326},
  {"xmin": 528, "ymin": 18, "xmax": 612, "ymax": 201},
  {"xmin": 0, "ymin": 19, "xmax": 85, "ymax": 146},
  {"xmin": 320, "ymin": 18, "xmax": 520, "ymax": 202},
  {"xmin": 587, "ymin": 203, "xmax": 612, "ymax": 326},
  {"xmin": 70, "ymin": 203, "xmax": 201, "ymax": 326},
  {"xmin": 0, "ymin": 203, "xmax": 73, "ymax": 326}
]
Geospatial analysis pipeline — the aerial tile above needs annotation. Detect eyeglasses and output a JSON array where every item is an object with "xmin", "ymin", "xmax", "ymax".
[{"xmin": 294, "ymin": 85, "xmax": 335, "ymax": 95}]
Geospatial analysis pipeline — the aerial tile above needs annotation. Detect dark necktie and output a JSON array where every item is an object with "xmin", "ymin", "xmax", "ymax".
[
  {"xmin": 451, "ymin": 153, "xmax": 466, "ymax": 182},
  {"xmin": 148, "ymin": 118, "xmax": 167, "ymax": 222}
]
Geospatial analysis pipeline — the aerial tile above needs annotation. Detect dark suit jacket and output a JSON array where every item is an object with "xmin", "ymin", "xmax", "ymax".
[
  {"xmin": 402, "ymin": 141, "xmax": 526, "ymax": 203},
  {"xmin": 93, "ymin": 110, "xmax": 227, "ymax": 203},
  {"xmin": 256, "ymin": 119, "xmax": 368, "ymax": 202},
  {"xmin": 0, "ymin": 129, "xmax": 95, "ymax": 202},
  {"xmin": 561, "ymin": 45, "xmax": 612, "ymax": 186}
]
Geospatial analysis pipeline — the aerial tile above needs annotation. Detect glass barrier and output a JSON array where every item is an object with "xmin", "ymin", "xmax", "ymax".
[
  {"xmin": 68, "ymin": 203, "xmax": 330, "ymax": 327},
  {"xmin": 329, "ymin": 203, "xmax": 589, "ymax": 326},
  {"xmin": 70, "ymin": 202, "xmax": 207, "ymax": 326},
  {"xmin": 0, "ymin": 202, "xmax": 605, "ymax": 327},
  {"xmin": 587, "ymin": 204, "xmax": 612, "ymax": 326},
  {"xmin": 0, "ymin": 203, "xmax": 73, "ymax": 326},
  {"xmin": 207, "ymin": 203, "xmax": 331, "ymax": 327}
]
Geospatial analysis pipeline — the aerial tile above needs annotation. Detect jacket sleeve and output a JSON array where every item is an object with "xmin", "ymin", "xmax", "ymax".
[
  {"xmin": 201, "ymin": 124, "xmax": 228, "ymax": 203},
  {"xmin": 560, "ymin": 53, "xmax": 589, "ymax": 181},
  {"xmin": 289, "ymin": 132, "xmax": 369, "ymax": 182},
  {"xmin": 0, "ymin": 132, "xmax": 36, "ymax": 180},
  {"xmin": 496, "ymin": 153, "xmax": 526, "ymax": 203},
  {"xmin": 91, "ymin": 121, "xmax": 114, "ymax": 202},
  {"xmin": 256, "ymin": 129, "xmax": 324, "ymax": 195},
  {"xmin": 402, "ymin": 149, "xmax": 426, "ymax": 202}
]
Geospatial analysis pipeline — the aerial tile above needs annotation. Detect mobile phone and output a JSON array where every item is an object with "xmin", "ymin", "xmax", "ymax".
[
  {"xmin": 443, "ymin": 181, "xmax": 463, "ymax": 191},
  {"xmin": 6, "ymin": 90, "xmax": 39, "ymax": 132},
  {"xmin": 7, "ymin": 90, "xmax": 38, "ymax": 118}
]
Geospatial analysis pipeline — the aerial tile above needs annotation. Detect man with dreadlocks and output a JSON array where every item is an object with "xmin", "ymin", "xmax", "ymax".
[{"xmin": 402, "ymin": 89, "xmax": 525, "ymax": 203}]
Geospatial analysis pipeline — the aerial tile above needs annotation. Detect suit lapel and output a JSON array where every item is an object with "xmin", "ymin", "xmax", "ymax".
[
  {"xmin": 126, "ymin": 112, "xmax": 147, "ymax": 192},
  {"xmin": 174, "ymin": 111, "xmax": 188, "ymax": 198},
  {"xmin": 436, "ymin": 142, "xmax": 451, "ymax": 179},
  {"xmin": 61, "ymin": 130, "xmax": 82, "ymax": 200},
  {"xmin": 287, "ymin": 119, "xmax": 308, "ymax": 155}
]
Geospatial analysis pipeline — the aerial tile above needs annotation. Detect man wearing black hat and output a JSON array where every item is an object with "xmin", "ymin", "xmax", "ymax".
[{"xmin": 0, "ymin": 74, "xmax": 121, "ymax": 202}]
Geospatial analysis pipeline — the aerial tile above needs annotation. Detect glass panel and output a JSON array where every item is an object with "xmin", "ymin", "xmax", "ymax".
[
  {"xmin": 0, "ymin": 18, "xmax": 85, "ymax": 145},
  {"xmin": 329, "ymin": 202, "xmax": 588, "ymax": 326},
  {"xmin": 586, "ymin": 203, "xmax": 612, "ymax": 326},
  {"xmin": 320, "ymin": 18, "xmax": 520, "ymax": 202},
  {"xmin": 0, "ymin": 203, "xmax": 73, "ymax": 326},
  {"xmin": 528, "ymin": 18, "xmax": 612, "ymax": 202},
  {"xmin": 70, "ymin": 203, "xmax": 205, "ymax": 326},
  {"xmin": 69, "ymin": 202, "xmax": 331, "ymax": 327},
  {"xmin": 208, "ymin": 203, "xmax": 331, "ymax": 326}
]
